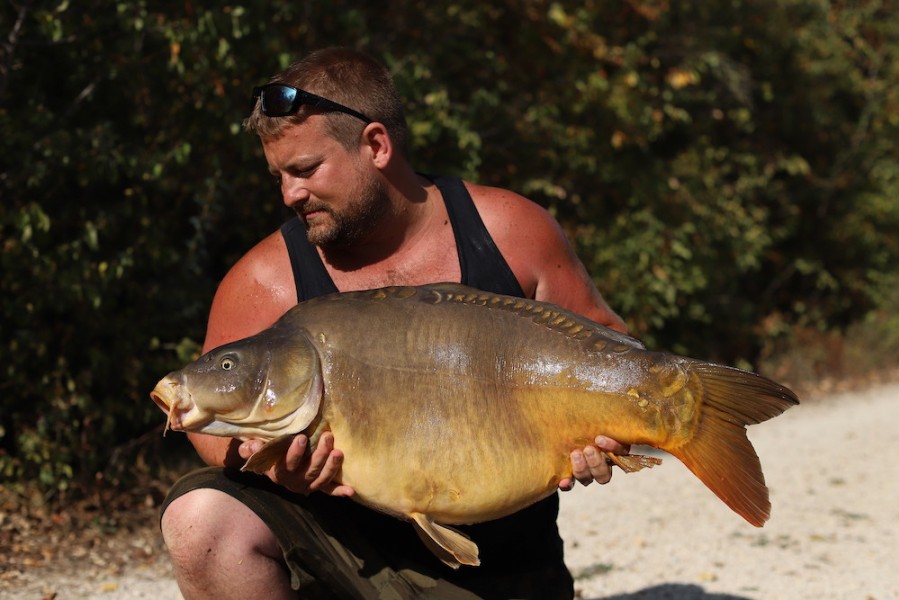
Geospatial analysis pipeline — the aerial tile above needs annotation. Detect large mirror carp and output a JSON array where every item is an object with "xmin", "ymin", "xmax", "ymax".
[{"xmin": 151, "ymin": 283, "xmax": 798, "ymax": 568}]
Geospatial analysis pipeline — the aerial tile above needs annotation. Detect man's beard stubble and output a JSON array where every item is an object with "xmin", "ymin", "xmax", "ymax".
[{"xmin": 301, "ymin": 175, "xmax": 391, "ymax": 249}]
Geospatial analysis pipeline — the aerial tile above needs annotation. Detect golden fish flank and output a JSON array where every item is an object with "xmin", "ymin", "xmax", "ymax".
[{"xmin": 151, "ymin": 283, "xmax": 798, "ymax": 569}]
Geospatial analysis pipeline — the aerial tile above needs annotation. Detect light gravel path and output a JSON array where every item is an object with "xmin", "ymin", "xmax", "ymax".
[
  {"xmin": 559, "ymin": 382, "xmax": 899, "ymax": 600},
  {"xmin": 7, "ymin": 384, "xmax": 898, "ymax": 599}
]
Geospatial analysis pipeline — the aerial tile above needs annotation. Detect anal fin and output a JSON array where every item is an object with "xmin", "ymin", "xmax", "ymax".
[{"xmin": 410, "ymin": 512, "xmax": 480, "ymax": 569}]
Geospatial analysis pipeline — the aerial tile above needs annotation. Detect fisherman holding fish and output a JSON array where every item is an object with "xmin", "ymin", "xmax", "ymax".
[{"xmin": 160, "ymin": 47, "xmax": 633, "ymax": 599}]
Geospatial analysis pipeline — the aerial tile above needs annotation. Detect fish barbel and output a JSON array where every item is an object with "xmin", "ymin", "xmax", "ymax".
[{"xmin": 150, "ymin": 283, "xmax": 798, "ymax": 567}]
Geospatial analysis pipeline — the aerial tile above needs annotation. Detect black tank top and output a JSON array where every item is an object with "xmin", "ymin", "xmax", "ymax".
[
  {"xmin": 279, "ymin": 175, "xmax": 569, "ymax": 583},
  {"xmin": 281, "ymin": 175, "xmax": 525, "ymax": 300}
]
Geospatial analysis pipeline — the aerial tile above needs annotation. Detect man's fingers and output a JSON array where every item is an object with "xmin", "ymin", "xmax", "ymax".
[
  {"xmin": 319, "ymin": 480, "xmax": 355, "ymax": 498},
  {"xmin": 569, "ymin": 445, "xmax": 616, "ymax": 487},
  {"xmin": 304, "ymin": 432, "xmax": 334, "ymax": 481},
  {"xmin": 284, "ymin": 434, "xmax": 309, "ymax": 471},
  {"xmin": 308, "ymin": 449, "xmax": 344, "ymax": 492},
  {"xmin": 594, "ymin": 435, "xmax": 631, "ymax": 455},
  {"xmin": 583, "ymin": 446, "xmax": 612, "ymax": 485},
  {"xmin": 569, "ymin": 449, "xmax": 592, "ymax": 486},
  {"xmin": 259, "ymin": 432, "xmax": 349, "ymax": 496},
  {"xmin": 557, "ymin": 477, "xmax": 575, "ymax": 492},
  {"xmin": 238, "ymin": 439, "xmax": 263, "ymax": 460}
]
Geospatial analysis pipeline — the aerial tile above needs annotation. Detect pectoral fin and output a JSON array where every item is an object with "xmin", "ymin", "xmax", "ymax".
[
  {"xmin": 409, "ymin": 512, "xmax": 480, "ymax": 569},
  {"xmin": 240, "ymin": 434, "xmax": 295, "ymax": 474}
]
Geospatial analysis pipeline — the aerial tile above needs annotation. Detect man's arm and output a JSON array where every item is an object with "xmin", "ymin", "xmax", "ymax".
[
  {"xmin": 471, "ymin": 183, "xmax": 631, "ymax": 487},
  {"xmin": 188, "ymin": 231, "xmax": 352, "ymax": 496},
  {"xmin": 472, "ymin": 184, "xmax": 626, "ymax": 331},
  {"xmin": 186, "ymin": 232, "xmax": 295, "ymax": 467}
]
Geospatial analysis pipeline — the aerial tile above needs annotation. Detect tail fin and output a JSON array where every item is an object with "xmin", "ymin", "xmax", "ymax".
[{"xmin": 667, "ymin": 363, "xmax": 798, "ymax": 527}]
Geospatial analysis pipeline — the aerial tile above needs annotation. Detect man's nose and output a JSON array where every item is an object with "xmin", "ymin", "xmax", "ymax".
[{"xmin": 281, "ymin": 175, "xmax": 310, "ymax": 209}]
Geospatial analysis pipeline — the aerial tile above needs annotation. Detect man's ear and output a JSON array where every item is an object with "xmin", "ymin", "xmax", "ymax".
[{"xmin": 360, "ymin": 122, "xmax": 392, "ymax": 169}]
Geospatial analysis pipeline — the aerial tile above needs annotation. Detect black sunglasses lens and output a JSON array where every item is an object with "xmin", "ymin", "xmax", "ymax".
[
  {"xmin": 261, "ymin": 86, "xmax": 297, "ymax": 117},
  {"xmin": 252, "ymin": 84, "xmax": 369, "ymax": 123}
]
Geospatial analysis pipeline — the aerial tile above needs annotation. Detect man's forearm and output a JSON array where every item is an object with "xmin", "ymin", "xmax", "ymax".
[{"xmin": 188, "ymin": 432, "xmax": 243, "ymax": 467}]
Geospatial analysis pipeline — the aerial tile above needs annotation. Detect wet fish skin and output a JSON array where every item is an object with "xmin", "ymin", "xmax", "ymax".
[{"xmin": 151, "ymin": 283, "xmax": 798, "ymax": 568}]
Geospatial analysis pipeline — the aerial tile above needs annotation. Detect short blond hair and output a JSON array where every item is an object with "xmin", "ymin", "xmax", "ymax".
[{"xmin": 244, "ymin": 47, "xmax": 409, "ymax": 155}]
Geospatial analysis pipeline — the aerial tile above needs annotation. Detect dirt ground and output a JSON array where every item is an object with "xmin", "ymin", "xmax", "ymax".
[{"xmin": 2, "ymin": 382, "xmax": 897, "ymax": 599}]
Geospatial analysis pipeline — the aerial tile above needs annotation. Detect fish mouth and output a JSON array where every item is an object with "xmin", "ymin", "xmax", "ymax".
[
  {"xmin": 150, "ymin": 385, "xmax": 172, "ymax": 413},
  {"xmin": 150, "ymin": 376, "xmax": 204, "ymax": 434}
]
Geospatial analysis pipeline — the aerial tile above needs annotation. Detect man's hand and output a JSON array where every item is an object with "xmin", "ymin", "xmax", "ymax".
[
  {"xmin": 559, "ymin": 435, "xmax": 631, "ymax": 490},
  {"xmin": 238, "ymin": 431, "xmax": 355, "ymax": 497}
]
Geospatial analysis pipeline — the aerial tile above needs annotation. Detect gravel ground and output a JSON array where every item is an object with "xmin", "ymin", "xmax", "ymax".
[
  {"xmin": 560, "ymin": 382, "xmax": 899, "ymax": 600},
  {"xmin": 6, "ymin": 383, "xmax": 898, "ymax": 599}
]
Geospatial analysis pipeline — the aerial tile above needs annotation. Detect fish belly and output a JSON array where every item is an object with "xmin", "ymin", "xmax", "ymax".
[{"xmin": 325, "ymin": 375, "xmax": 649, "ymax": 525}]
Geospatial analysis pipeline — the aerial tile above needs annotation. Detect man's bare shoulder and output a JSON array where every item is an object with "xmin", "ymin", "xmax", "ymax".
[
  {"xmin": 464, "ymin": 181, "xmax": 552, "ymax": 220},
  {"xmin": 462, "ymin": 181, "xmax": 568, "ymax": 288},
  {"xmin": 217, "ymin": 230, "xmax": 294, "ymax": 297},
  {"xmin": 464, "ymin": 181, "xmax": 564, "ymax": 250},
  {"xmin": 462, "ymin": 181, "xmax": 627, "ymax": 331},
  {"xmin": 203, "ymin": 230, "xmax": 297, "ymax": 351}
]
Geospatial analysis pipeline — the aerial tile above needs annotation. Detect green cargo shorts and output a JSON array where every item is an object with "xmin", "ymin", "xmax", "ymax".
[{"xmin": 160, "ymin": 467, "xmax": 574, "ymax": 599}]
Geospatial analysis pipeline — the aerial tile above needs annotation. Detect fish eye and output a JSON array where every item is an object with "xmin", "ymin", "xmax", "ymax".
[{"xmin": 220, "ymin": 356, "xmax": 238, "ymax": 370}]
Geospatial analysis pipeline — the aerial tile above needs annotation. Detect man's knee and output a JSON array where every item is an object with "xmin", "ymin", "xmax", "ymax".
[
  {"xmin": 161, "ymin": 488, "xmax": 278, "ymax": 568},
  {"xmin": 162, "ymin": 489, "xmax": 223, "ymax": 568},
  {"xmin": 161, "ymin": 488, "xmax": 296, "ymax": 597}
]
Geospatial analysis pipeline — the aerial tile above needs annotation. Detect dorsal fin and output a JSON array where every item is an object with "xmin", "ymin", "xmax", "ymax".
[
  {"xmin": 423, "ymin": 283, "xmax": 645, "ymax": 351},
  {"xmin": 295, "ymin": 282, "xmax": 643, "ymax": 353}
]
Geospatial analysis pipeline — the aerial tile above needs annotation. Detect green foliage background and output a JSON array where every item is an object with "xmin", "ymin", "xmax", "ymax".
[{"xmin": 2, "ymin": 0, "xmax": 898, "ymax": 495}]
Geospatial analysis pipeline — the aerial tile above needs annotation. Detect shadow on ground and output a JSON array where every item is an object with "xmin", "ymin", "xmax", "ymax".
[{"xmin": 585, "ymin": 583, "xmax": 752, "ymax": 600}]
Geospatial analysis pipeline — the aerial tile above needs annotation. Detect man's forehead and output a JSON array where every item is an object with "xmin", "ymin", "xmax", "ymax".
[{"xmin": 262, "ymin": 119, "xmax": 333, "ymax": 161}]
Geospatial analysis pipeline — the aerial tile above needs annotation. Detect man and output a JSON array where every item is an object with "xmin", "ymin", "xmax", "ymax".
[{"xmin": 160, "ymin": 47, "xmax": 630, "ymax": 599}]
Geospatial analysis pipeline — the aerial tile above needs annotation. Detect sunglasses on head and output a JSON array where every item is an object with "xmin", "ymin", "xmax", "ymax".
[{"xmin": 251, "ymin": 84, "xmax": 372, "ymax": 124}]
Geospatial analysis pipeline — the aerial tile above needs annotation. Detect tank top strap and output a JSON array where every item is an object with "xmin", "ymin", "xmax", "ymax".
[
  {"xmin": 280, "ymin": 218, "xmax": 338, "ymax": 302},
  {"xmin": 431, "ymin": 175, "xmax": 525, "ymax": 298}
]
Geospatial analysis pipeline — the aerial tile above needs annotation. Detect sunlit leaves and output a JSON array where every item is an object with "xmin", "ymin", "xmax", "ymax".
[{"xmin": 1, "ymin": 0, "xmax": 898, "ymax": 494}]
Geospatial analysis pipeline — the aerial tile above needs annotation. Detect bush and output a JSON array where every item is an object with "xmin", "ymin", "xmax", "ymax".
[{"xmin": 2, "ymin": 0, "xmax": 897, "ymax": 495}]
